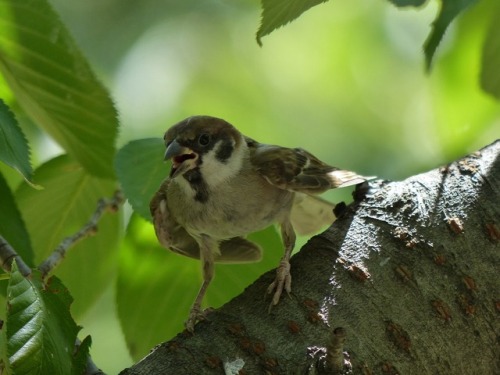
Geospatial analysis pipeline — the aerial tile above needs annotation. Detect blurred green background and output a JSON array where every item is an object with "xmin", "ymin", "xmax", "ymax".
[{"xmin": 37, "ymin": 0, "xmax": 500, "ymax": 373}]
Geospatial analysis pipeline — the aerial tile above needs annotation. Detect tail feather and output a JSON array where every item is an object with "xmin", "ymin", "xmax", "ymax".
[
  {"xmin": 328, "ymin": 170, "xmax": 375, "ymax": 188},
  {"xmin": 291, "ymin": 193, "xmax": 336, "ymax": 235}
]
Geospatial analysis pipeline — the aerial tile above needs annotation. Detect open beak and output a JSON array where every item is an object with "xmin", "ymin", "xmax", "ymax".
[{"xmin": 164, "ymin": 140, "xmax": 197, "ymax": 178}]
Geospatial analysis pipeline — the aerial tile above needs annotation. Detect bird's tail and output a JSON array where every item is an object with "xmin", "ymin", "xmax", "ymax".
[{"xmin": 327, "ymin": 170, "xmax": 375, "ymax": 188}]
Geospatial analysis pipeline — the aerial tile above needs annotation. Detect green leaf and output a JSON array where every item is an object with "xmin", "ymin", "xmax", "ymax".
[
  {"xmin": 208, "ymin": 226, "xmax": 283, "ymax": 308},
  {"xmin": 387, "ymin": 0, "xmax": 426, "ymax": 6},
  {"xmin": 0, "ymin": 0, "xmax": 118, "ymax": 177},
  {"xmin": 480, "ymin": 2, "xmax": 500, "ymax": 99},
  {"xmin": 117, "ymin": 215, "xmax": 199, "ymax": 360},
  {"xmin": 424, "ymin": 0, "xmax": 478, "ymax": 70},
  {"xmin": 0, "ymin": 172, "xmax": 34, "ymax": 267},
  {"xmin": 0, "ymin": 99, "xmax": 34, "ymax": 185},
  {"xmin": 115, "ymin": 138, "xmax": 168, "ymax": 222},
  {"xmin": 0, "ymin": 72, "xmax": 14, "ymax": 104},
  {"xmin": 6, "ymin": 262, "xmax": 89, "ymax": 375},
  {"xmin": 117, "ymin": 214, "xmax": 282, "ymax": 360},
  {"xmin": 73, "ymin": 335, "xmax": 92, "ymax": 374},
  {"xmin": 16, "ymin": 155, "xmax": 120, "ymax": 318},
  {"xmin": 256, "ymin": 0, "xmax": 329, "ymax": 46}
]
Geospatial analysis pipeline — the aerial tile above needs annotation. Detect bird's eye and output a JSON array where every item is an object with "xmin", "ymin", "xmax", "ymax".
[{"xmin": 198, "ymin": 134, "xmax": 210, "ymax": 146}]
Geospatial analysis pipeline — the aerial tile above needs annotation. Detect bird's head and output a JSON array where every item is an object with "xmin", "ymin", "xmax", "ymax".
[{"xmin": 163, "ymin": 116, "xmax": 246, "ymax": 184}]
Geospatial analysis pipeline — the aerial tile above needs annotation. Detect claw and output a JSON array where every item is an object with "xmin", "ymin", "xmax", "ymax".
[
  {"xmin": 267, "ymin": 260, "xmax": 292, "ymax": 311},
  {"xmin": 185, "ymin": 306, "xmax": 213, "ymax": 333}
]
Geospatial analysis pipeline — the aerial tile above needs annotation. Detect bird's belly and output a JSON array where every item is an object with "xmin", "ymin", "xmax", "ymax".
[
  {"xmin": 167, "ymin": 179, "xmax": 294, "ymax": 239},
  {"xmin": 206, "ymin": 202, "xmax": 281, "ymax": 238}
]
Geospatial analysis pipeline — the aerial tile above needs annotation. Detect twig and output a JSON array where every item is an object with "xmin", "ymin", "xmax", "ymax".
[
  {"xmin": 0, "ymin": 235, "xmax": 32, "ymax": 276},
  {"xmin": 85, "ymin": 359, "xmax": 106, "ymax": 375},
  {"xmin": 38, "ymin": 190, "xmax": 124, "ymax": 278},
  {"xmin": 325, "ymin": 327, "xmax": 347, "ymax": 374}
]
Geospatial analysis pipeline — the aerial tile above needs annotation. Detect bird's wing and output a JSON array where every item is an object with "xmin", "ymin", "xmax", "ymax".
[
  {"xmin": 291, "ymin": 193, "xmax": 336, "ymax": 236},
  {"xmin": 249, "ymin": 140, "xmax": 369, "ymax": 194},
  {"xmin": 217, "ymin": 237, "xmax": 262, "ymax": 264},
  {"xmin": 150, "ymin": 179, "xmax": 262, "ymax": 263},
  {"xmin": 150, "ymin": 179, "xmax": 201, "ymax": 260}
]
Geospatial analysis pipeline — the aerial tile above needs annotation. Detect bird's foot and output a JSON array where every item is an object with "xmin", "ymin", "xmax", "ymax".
[
  {"xmin": 267, "ymin": 259, "xmax": 292, "ymax": 311},
  {"xmin": 185, "ymin": 306, "xmax": 214, "ymax": 333}
]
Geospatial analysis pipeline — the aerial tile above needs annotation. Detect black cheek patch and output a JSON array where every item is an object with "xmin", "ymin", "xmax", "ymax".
[
  {"xmin": 184, "ymin": 168, "xmax": 209, "ymax": 203},
  {"xmin": 215, "ymin": 139, "xmax": 234, "ymax": 163}
]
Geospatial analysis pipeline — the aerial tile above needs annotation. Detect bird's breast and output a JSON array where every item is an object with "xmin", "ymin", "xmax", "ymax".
[{"xmin": 167, "ymin": 173, "xmax": 294, "ymax": 239}]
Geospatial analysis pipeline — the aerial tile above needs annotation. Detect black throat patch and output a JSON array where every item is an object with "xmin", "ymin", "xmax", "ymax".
[{"xmin": 183, "ymin": 167, "xmax": 209, "ymax": 203}]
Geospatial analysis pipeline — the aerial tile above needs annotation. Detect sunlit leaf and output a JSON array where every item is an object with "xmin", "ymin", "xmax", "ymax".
[
  {"xmin": 257, "ymin": 0, "xmax": 328, "ymax": 45},
  {"xmin": 0, "ymin": 0, "xmax": 118, "ymax": 177},
  {"xmin": 480, "ymin": 2, "xmax": 500, "ymax": 99},
  {"xmin": 0, "ymin": 172, "xmax": 33, "ymax": 268},
  {"xmin": 0, "ymin": 72, "xmax": 13, "ymax": 104},
  {"xmin": 0, "ymin": 99, "xmax": 33, "ymax": 184},
  {"xmin": 6, "ymin": 262, "xmax": 89, "ymax": 375},
  {"xmin": 115, "ymin": 138, "xmax": 167, "ymax": 222},
  {"xmin": 117, "ymin": 214, "xmax": 282, "ymax": 360},
  {"xmin": 424, "ymin": 0, "xmax": 478, "ymax": 70},
  {"xmin": 16, "ymin": 155, "xmax": 120, "ymax": 318}
]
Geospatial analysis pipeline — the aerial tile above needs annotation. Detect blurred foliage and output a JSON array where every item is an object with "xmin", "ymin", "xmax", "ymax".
[
  {"xmin": 51, "ymin": 0, "xmax": 498, "ymax": 179},
  {"xmin": 0, "ymin": 0, "xmax": 498, "ymax": 373},
  {"xmin": 480, "ymin": 1, "xmax": 500, "ymax": 98},
  {"xmin": 257, "ymin": 0, "xmax": 479, "ymax": 72}
]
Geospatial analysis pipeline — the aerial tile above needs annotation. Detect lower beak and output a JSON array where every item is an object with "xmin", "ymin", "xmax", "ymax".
[{"xmin": 164, "ymin": 140, "xmax": 197, "ymax": 178}]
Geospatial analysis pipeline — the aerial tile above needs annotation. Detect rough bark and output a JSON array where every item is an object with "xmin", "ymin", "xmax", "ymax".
[{"xmin": 120, "ymin": 141, "xmax": 499, "ymax": 375}]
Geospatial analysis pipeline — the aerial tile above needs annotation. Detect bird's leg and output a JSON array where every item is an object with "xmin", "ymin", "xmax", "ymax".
[
  {"xmin": 267, "ymin": 218, "xmax": 296, "ymax": 309},
  {"xmin": 186, "ymin": 235, "xmax": 216, "ymax": 332}
]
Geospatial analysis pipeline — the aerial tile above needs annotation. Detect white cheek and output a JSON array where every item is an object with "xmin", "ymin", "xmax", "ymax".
[{"xmin": 201, "ymin": 138, "xmax": 246, "ymax": 187}]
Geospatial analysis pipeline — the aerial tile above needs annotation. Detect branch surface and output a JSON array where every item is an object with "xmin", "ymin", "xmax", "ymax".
[
  {"xmin": 121, "ymin": 141, "xmax": 500, "ymax": 375},
  {"xmin": 0, "ymin": 235, "xmax": 31, "ymax": 276}
]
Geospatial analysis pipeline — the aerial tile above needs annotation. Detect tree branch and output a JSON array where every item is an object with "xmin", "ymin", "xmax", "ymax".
[
  {"xmin": 38, "ymin": 190, "xmax": 124, "ymax": 278},
  {"xmin": 120, "ymin": 141, "xmax": 499, "ymax": 375},
  {"xmin": 0, "ymin": 235, "xmax": 32, "ymax": 277}
]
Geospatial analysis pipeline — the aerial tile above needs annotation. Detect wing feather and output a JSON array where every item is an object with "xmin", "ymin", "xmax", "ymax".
[{"xmin": 249, "ymin": 140, "xmax": 371, "ymax": 194}]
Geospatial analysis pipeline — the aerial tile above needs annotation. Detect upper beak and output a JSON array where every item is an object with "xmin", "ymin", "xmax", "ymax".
[
  {"xmin": 164, "ymin": 139, "xmax": 185, "ymax": 161},
  {"xmin": 164, "ymin": 140, "xmax": 197, "ymax": 178}
]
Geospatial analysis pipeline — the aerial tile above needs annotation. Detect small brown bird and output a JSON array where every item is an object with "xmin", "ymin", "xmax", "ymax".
[{"xmin": 150, "ymin": 115, "xmax": 371, "ymax": 332}]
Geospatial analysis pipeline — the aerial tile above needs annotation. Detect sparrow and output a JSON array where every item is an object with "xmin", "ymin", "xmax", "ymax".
[{"xmin": 150, "ymin": 115, "xmax": 371, "ymax": 332}]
